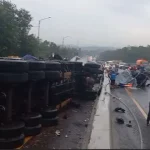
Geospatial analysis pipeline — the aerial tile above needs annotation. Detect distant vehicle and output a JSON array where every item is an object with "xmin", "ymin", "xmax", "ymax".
[
  {"xmin": 119, "ymin": 62, "xmax": 127, "ymax": 68},
  {"xmin": 136, "ymin": 59, "xmax": 148, "ymax": 66}
]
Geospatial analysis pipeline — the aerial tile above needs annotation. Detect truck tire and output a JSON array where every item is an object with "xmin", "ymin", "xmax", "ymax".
[
  {"xmin": 74, "ymin": 62, "xmax": 83, "ymax": 72},
  {"xmin": 0, "ymin": 73, "xmax": 28, "ymax": 83},
  {"xmin": 0, "ymin": 122, "xmax": 25, "ymax": 138},
  {"xmin": 24, "ymin": 124, "xmax": 42, "ymax": 136},
  {"xmin": 68, "ymin": 62, "xmax": 74, "ymax": 71},
  {"xmin": 45, "ymin": 61, "xmax": 61, "ymax": 71},
  {"xmin": 41, "ymin": 117, "xmax": 58, "ymax": 127},
  {"xmin": 84, "ymin": 67, "xmax": 101, "ymax": 74},
  {"xmin": 28, "ymin": 71, "xmax": 45, "ymax": 81},
  {"xmin": 45, "ymin": 71, "xmax": 61, "ymax": 81},
  {"xmin": 41, "ymin": 107, "xmax": 58, "ymax": 118},
  {"xmin": 22, "ymin": 113, "xmax": 42, "ymax": 127},
  {"xmin": 28, "ymin": 61, "xmax": 45, "ymax": 71},
  {"xmin": 84, "ymin": 62, "xmax": 100, "ymax": 68},
  {"xmin": 0, "ymin": 134, "xmax": 24, "ymax": 149},
  {"xmin": 0, "ymin": 59, "xmax": 28, "ymax": 72}
]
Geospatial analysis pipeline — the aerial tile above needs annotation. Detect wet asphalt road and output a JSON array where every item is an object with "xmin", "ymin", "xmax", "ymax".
[
  {"xmin": 22, "ymin": 98, "xmax": 95, "ymax": 149},
  {"xmin": 110, "ymin": 87, "xmax": 150, "ymax": 149},
  {"xmin": 128, "ymin": 87, "xmax": 150, "ymax": 114}
]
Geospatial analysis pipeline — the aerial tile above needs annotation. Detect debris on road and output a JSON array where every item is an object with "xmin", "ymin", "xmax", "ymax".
[
  {"xmin": 55, "ymin": 130, "xmax": 61, "ymax": 136},
  {"xmin": 70, "ymin": 101, "xmax": 81, "ymax": 109},
  {"xmin": 72, "ymin": 110, "xmax": 78, "ymax": 113},
  {"xmin": 116, "ymin": 117, "xmax": 124, "ymax": 124},
  {"xmin": 85, "ymin": 124, "xmax": 88, "ymax": 127},
  {"xmin": 126, "ymin": 124, "xmax": 132, "ymax": 128},
  {"xmin": 22, "ymin": 98, "xmax": 95, "ymax": 149},
  {"xmin": 115, "ymin": 107, "xmax": 125, "ymax": 113},
  {"xmin": 146, "ymin": 84, "xmax": 150, "ymax": 87},
  {"xmin": 126, "ymin": 120, "xmax": 132, "ymax": 127},
  {"xmin": 63, "ymin": 114, "xmax": 68, "ymax": 119}
]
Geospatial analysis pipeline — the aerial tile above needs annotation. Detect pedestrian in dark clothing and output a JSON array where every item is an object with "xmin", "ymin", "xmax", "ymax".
[
  {"xmin": 109, "ymin": 70, "xmax": 117, "ymax": 87},
  {"xmin": 147, "ymin": 102, "xmax": 150, "ymax": 126}
]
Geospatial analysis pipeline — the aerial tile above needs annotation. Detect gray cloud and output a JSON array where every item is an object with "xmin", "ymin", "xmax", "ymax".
[{"xmin": 11, "ymin": 0, "xmax": 150, "ymax": 47}]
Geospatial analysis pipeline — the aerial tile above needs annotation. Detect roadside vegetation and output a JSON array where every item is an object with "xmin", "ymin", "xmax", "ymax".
[
  {"xmin": 0, "ymin": 1, "xmax": 80, "ymax": 59},
  {"xmin": 99, "ymin": 46, "xmax": 150, "ymax": 63}
]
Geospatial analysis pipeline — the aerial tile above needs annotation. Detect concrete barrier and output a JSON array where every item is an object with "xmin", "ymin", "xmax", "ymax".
[{"xmin": 88, "ymin": 73, "xmax": 111, "ymax": 149}]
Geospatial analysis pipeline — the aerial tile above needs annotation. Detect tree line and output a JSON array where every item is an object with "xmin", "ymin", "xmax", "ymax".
[
  {"xmin": 99, "ymin": 46, "xmax": 150, "ymax": 63},
  {"xmin": 0, "ymin": 0, "xmax": 80, "ymax": 59}
]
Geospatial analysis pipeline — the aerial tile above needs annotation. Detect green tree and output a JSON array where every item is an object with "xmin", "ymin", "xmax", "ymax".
[
  {"xmin": 0, "ymin": 1, "xmax": 18, "ymax": 56},
  {"xmin": 16, "ymin": 8, "xmax": 32, "ymax": 56},
  {"xmin": 0, "ymin": 0, "xmax": 80, "ymax": 59},
  {"xmin": 99, "ymin": 45, "xmax": 150, "ymax": 63}
]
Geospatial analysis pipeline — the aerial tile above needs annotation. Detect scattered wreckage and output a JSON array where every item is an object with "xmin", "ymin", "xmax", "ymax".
[{"xmin": 115, "ymin": 69, "xmax": 149, "ymax": 88}]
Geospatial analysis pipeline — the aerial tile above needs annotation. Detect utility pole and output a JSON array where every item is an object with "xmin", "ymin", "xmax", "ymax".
[
  {"xmin": 62, "ymin": 36, "xmax": 71, "ymax": 46},
  {"xmin": 37, "ymin": 17, "xmax": 51, "ymax": 40},
  {"xmin": 37, "ymin": 20, "xmax": 41, "ymax": 40},
  {"xmin": 62, "ymin": 37, "xmax": 64, "ymax": 46}
]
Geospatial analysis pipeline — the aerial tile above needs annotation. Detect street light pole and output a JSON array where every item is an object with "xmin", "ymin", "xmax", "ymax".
[
  {"xmin": 37, "ymin": 17, "xmax": 51, "ymax": 40},
  {"xmin": 62, "ymin": 36, "xmax": 71, "ymax": 46},
  {"xmin": 38, "ymin": 20, "xmax": 41, "ymax": 39}
]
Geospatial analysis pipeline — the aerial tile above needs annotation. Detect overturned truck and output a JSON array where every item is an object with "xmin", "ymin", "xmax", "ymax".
[{"xmin": 0, "ymin": 58, "xmax": 104, "ymax": 149}]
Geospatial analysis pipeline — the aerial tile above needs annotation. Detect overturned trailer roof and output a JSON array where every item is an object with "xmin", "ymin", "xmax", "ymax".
[
  {"xmin": 70, "ymin": 56, "xmax": 81, "ymax": 62},
  {"xmin": 70, "ymin": 56, "xmax": 89, "ymax": 65}
]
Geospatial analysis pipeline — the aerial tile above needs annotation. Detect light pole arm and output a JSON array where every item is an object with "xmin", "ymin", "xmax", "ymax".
[
  {"xmin": 62, "ymin": 36, "xmax": 71, "ymax": 46},
  {"xmin": 40, "ymin": 17, "xmax": 51, "ymax": 22},
  {"xmin": 37, "ymin": 17, "xmax": 51, "ymax": 39}
]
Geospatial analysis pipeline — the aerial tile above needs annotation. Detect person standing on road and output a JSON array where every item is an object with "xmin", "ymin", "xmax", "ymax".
[
  {"xmin": 109, "ymin": 70, "xmax": 117, "ymax": 88},
  {"xmin": 147, "ymin": 102, "xmax": 150, "ymax": 126}
]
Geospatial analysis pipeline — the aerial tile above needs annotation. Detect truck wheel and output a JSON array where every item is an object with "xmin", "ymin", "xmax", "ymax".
[
  {"xmin": 28, "ymin": 71, "xmax": 45, "ymax": 81},
  {"xmin": 28, "ymin": 61, "xmax": 45, "ymax": 71},
  {"xmin": 0, "ymin": 134, "xmax": 24, "ymax": 149},
  {"xmin": 0, "ymin": 73, "xmax": 28, "ymax": 83},
  {"xmin": 84, "ymin": 62, "xmax": 100, "ymax": 68},
  {"xmin": 45, "ymin": 71, "xmax": 61, "ymax": 81},
  {"xmin": 84, "ymin": 67, "xmax": 100, "ymax": 74},
  {"xmin": 41, "ymin": 107, "xmax": 58, "ymax": 118},
  {"xmin": 83, "ymin": 67, "xmax": 91, "ymax": 72},
  {"xmin": 24, "ymin": 124, "xmax": 42, "ymax": 136},
  {"xmin": 22, "ymin": 113, "xmax": 42, "ymax": 127},
  {"xmin": 0, "ymin": 122, "xmax": 25, "ymax": 138},
  {"xmin": 74, "ymin": 62, "xmax": 83, "ymax": 72},
  {"xmin": 41, "ymin": 117, "xmax": 58, "ymax": 127},
  {"xmin": 45, "ymin": 61, "xmax": 61, "ymax": 71},
  {"xmin": 0, "ymin": 59, "xmax": 28, "ymax": 72}
]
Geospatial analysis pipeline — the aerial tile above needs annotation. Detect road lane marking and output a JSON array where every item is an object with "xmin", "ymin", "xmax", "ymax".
[{"xmin": 125, "ymin": 88, "xmax": 147, "ymax": 119}]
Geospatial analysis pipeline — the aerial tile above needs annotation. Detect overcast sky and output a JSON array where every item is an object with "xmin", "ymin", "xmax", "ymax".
[{"xmin": 11, "ymin": 0, "xmax": 150, "ymax": 47}]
